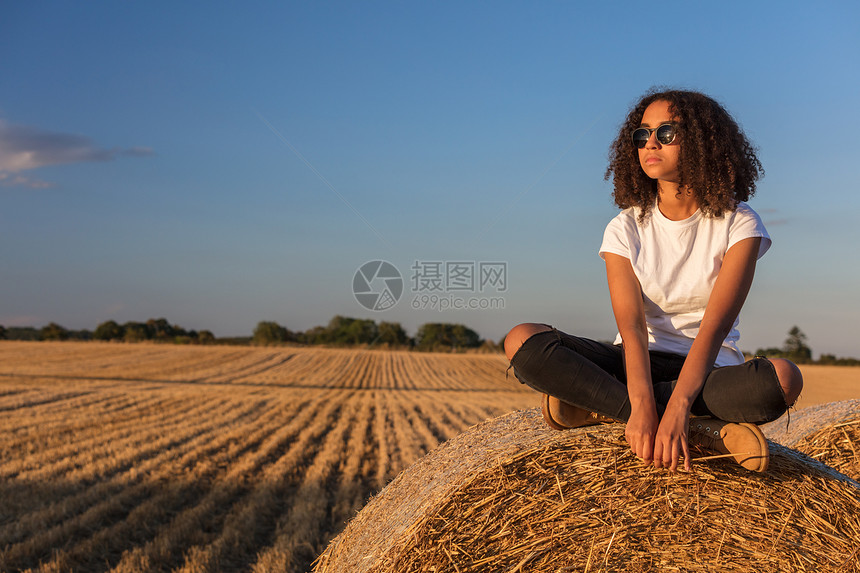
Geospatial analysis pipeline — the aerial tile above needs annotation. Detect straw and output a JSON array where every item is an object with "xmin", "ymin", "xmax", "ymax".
[
  {"xmin": 315, "ymin": 408, "xmax": 860, "ymax": 573},
  {"xmin": 794, "ymin": 419, "xmax": 860, "ymax": 481}
]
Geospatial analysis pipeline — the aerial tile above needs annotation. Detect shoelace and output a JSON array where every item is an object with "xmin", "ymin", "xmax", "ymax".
[{"xmin": 690, "ymin": 421, "xmax": 722, "ymax": 450}]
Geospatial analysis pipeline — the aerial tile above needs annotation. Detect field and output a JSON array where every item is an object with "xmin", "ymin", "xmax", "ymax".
[
  {"xmin": 1, "ymin": 341, "xmax": 857, "ymax": 573},
  {"xmin": 791, "ymin": 364, "xmax": 860, "ymax": 410},
  {"xmin": 0, "ymin": 341, "xmax": 532, "ymax": 573}
]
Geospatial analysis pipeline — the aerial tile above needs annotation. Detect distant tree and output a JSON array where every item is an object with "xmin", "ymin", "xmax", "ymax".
[
  {"xmin": 298, "ymin": 325, "xmax": 329, "ymax": 345},
  {"xmin": 326, "ymin": 315, "xmax": 348, "ymax": 337},
  {"xmin": 253, "ymin": 321, "xmax": 291, "ymax": 345},
  {"xmin": 68, "ymin": 329, "xmax": 93, "ymax": 341},
  {"xmin": 415, "ymin": 323, "xmax": 482, "ymax": 351},
  {"xmin": 94, "ymin": 320, "xmax": 124, "ymax": 341},
  {"xmin": 3, "ymin": 326, "xmax": 40, "ymax": 341},
  {"xmin": 755, "ymin": 326, "xmax": 813, "ymax": 364},
  {"xmin": 0, "ymin": 324, "xmax": 5, "ymax": 340},
  {"xmin": 123, "ymin": 322, "xmax": 150, "ymax": 342},
  {"xmin": 196, "ymin": 330, "xmax": 216, "ymax": 344},
  {"xmin": 817, "ymin": 353, "xmax": 860, "ymax": 366},
  {"xmin": 345, "ymin": 319, "xmax": 378, "ymax": 345},
  {"xmin": 450, "ymin": 324, "xmax": 481, "ymax": 348},
  {"xmin": 783, "ymin": 326, "xmax": 813, "ymax": 363},
  {"xmin": 415, "ymin": 323, "xmax": 442, "ymax": 350},
  {"xmin": 378, "ymin": 321, "xmax": 408, "ymax": 346},
  {"xmin": 147, "ymin": 318, "xmax": 181, "ymax": 340},
  {"xmin": 753, "ymin": 346, "xmax": 783, "ymax": 357},
  {"xmin": 40, "ymin": 322, "xmax": 69, "ymax": 341},
  {"xmin": 326, "ymin": 315, "xmax": 378, "ymax": 345},
  {"xmin": 818, "ymin": 353, "xmax": 836, "ymax": 364}
]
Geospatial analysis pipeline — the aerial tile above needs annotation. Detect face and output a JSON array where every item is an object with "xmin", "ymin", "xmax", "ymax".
[{"xmin": 637, "ymin": 100, "xmax": 680, "ymax": 184}]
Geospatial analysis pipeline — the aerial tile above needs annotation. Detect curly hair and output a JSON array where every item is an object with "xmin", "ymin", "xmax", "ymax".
[{"xmin": 605, "ymin": 88, "xmax": 763, "ymax": 221}]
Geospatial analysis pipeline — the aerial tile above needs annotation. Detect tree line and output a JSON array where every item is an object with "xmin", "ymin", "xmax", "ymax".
[
  {"xmin": 0, "ymin": 316, "xmax": 497, "ymax": 353},
  {"xmin": 252, "ymin": 316, "xmax": 492, "ymax": 352},
  {"xmin": 0, "ymin": 319, "xmax": 214, "ymax": 345},
  {"xmin": 1, "ymin": 320, "xmax": 857, "ymax": 362},
  {"xmin": 753, "ymin": 325, "xmax": 860, "ymax": 366}
]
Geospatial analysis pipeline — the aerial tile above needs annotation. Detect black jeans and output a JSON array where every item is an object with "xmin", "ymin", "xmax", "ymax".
[{"xmin": 509, "ymin": 327, "xmax": 788, "ymax": 424}]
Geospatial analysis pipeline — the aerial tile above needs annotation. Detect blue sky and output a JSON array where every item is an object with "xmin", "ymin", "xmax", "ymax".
[{"xmin": 1, "ymin": 1, "xmax": 859, "ymax": 357}]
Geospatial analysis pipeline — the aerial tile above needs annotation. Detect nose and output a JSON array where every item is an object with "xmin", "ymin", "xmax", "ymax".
[{"xmin": 644, "ymin": 130, "xmax": 661, "ymax": 149}]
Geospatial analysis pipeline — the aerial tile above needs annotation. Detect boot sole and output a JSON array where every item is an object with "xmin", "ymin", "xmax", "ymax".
[
  {"xmin": 541, "ymin": 394, "xmax": 615, "ymax": 430},
  {"xmin": 737, "ymin": 422, "xmax": 769, "ymax": 473},
  {"xmin": 541, "ymin": 394, "xmax": 571, "ymax": 430}
]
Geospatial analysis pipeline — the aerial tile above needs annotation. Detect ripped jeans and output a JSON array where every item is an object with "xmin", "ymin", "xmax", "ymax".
[{"xmin": 509, "ymin": 327, "xmax": 788, "ymax": 424}]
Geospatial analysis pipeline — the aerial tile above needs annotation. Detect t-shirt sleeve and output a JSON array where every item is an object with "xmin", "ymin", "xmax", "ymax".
[
  {"xmin": 728, "ymin": 203, "xmax": 771, "ymax": 259},
  {"xmin": 598, "ymin": 212, "xmax": 632, "ymax": 260}
]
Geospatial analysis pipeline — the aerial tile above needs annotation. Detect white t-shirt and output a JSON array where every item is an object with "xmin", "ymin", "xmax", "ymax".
[{"xmin": 599, "ymin": 201, "xmax": 770, "ymax": 367}]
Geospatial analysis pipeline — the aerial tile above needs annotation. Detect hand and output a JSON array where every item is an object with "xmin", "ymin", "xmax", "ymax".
[
  {"xmin": 652, "ymin": 402, "xmax": 692, "ymax": 472},
  {"xmin": 625, "ymin": 405, "xmax": 659, "ymax": 465}
]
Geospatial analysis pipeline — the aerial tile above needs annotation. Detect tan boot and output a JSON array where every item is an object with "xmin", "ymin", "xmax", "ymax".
[
  {"xmin": 541, "ymin": 394, "xmax": 615, "ymax": 430},
  {"xmin": 689, "ymin": 417, "xmax": 769, "ymax": 473}
]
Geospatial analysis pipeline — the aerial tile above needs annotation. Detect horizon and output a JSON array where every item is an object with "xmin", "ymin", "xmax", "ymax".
[{"xmin": 2, "ymin": 315, "xmax": 845, "ymax": 361}]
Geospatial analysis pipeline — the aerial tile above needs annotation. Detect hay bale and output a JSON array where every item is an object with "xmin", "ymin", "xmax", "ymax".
[
  {"xmin": 762, "ymin": 399, "xmax": 860, "ymax": 447},
  {"xmin": 315, "ymin": 408, "xmax": 860, "ymax": 573},
  {"xmin": 760, "ymin": 399, "xmax": 860, "ymax": 481},
  {"xmin": 792, "ymin": 419, "xmax": 860, "ymax": 482}
]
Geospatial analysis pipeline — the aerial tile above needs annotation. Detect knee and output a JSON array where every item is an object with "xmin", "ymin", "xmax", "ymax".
[
  {"xmin": 770, "ymin": 358, "xmax": 803, "ymax": 407},
  {"xmin": 504, "ymin": 323, "xmax": 551, "ymax": 362}
]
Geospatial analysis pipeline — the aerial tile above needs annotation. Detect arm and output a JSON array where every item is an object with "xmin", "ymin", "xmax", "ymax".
[
  {"xmin": 653, "ymin": 236, "xmax": 762, "ymax": 471},
  {"xmin": 604, "ymin": 253, "xmax": 659, "ymax": 464}
]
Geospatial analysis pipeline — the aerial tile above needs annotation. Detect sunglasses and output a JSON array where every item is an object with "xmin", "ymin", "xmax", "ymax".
[{"xmin": 632, "ymin": 123, "xmax": 678, "ymax": 148}]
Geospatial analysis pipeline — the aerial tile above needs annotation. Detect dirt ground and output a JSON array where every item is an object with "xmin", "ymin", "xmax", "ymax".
[{"xmin": 794, "ymin": 364, "xmax": 860, "ymax": 409}]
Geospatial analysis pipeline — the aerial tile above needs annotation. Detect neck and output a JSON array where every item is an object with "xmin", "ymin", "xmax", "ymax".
[{"xmin": 657, "ymin": 182, "xmax": 698, "ymax": 220}]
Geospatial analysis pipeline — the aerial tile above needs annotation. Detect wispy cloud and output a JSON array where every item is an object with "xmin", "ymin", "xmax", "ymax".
[
  {"xmin": 0, "ymin": 172, "xmax": 54, "ymax": 189},
  {"xmin": 0, "ymin": 119, "xmax": 153, "ymax": 188}
]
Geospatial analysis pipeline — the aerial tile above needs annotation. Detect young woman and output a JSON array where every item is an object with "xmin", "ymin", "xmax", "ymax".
[{"xmin": 504, "ymin": 89, "xmax": 803, "ymax": 473}]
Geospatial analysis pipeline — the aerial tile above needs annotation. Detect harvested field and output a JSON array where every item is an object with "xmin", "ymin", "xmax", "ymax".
[
  {"xmin": 0, "ymin": 341, "xmax": 532, "ymax": 573},
  {"xmin": 1, "ymin": 341, "xmax": 858, "ymax": 572},
  {"xmin": 791, "ymin": 364, "xmax": 860, "ymax": 410}
]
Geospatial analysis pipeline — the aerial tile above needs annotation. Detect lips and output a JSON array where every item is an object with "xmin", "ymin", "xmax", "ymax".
[{"xmin": 643, "ymin": 155, "xmax": 662, "ymax": 165}]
